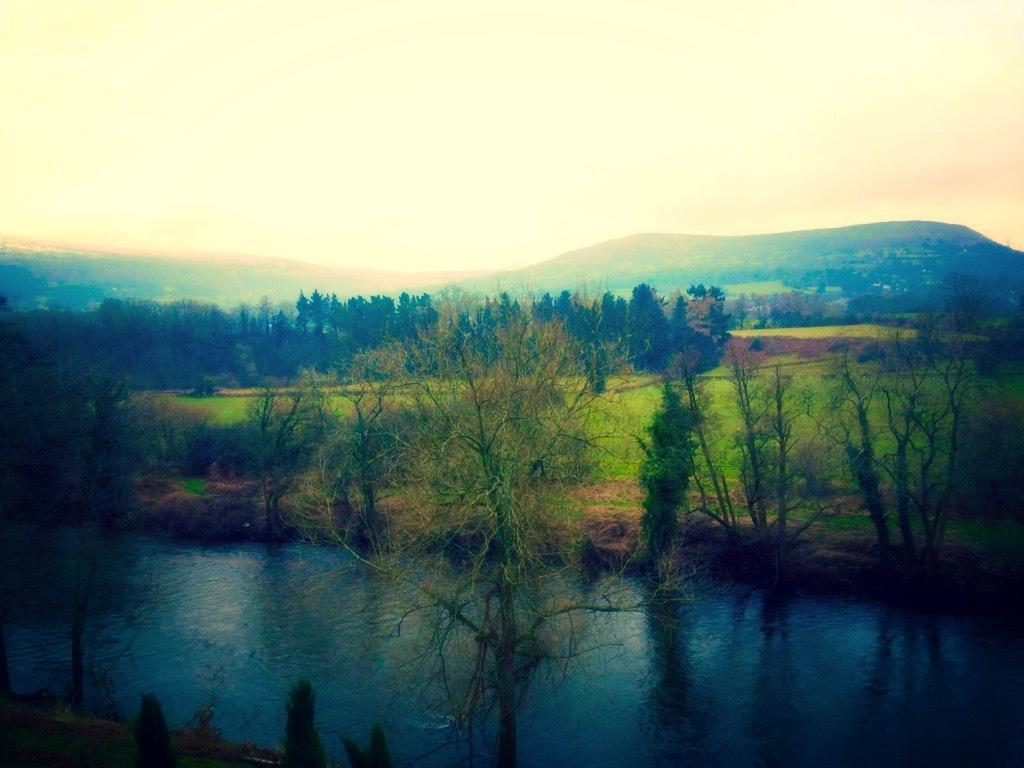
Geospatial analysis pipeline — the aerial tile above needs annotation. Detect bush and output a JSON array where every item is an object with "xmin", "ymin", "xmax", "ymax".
[
  {"xmin": 148, "ymin": 482, "xmax": 260, "ymax": 542},
  {"xmin": 283, "ymin": 680, "xmax": 326, "ymax": 768},
  {"xmin": 639, "ymin": 382, "xmax": 695, "ymax": 563},
  {"xmin": 956, "ymin": 400, "xmax": 1024, "ymax": 522},
  {"xmin": 135, "ymin": 694, "xmax": 176, "ymax": 768},
  {"xmin": 184, "ymin": 423, "xmax": 250, "ymax": 476},
  {"xmin": 342, "ymin": 724, "xmax": 394, "ymax": 768}
]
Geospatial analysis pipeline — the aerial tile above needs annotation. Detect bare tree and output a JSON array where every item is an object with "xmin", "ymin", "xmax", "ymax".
[
  {"xmin": 830, "ymin": 324, "xmax": 977, "ymax": 571},
  {"xmin": 726, "ymin": 344, "xmax": 770, "ymax": 533},
  {"xmin": 292, "ymin": 357, "xmax": 407, "ymax": 545},
  {"xmin": 829, "ymin": 344, "xmax": 893, "ymax": 569},
  {"xmin": 334, "ymin": 350, "xmax": 407, "ymax": 539},
  {"xmin": 292, "ymin": 309, "xmax": 647, "ymax": 767},
  {"xmin": 674, "ymin": 347, "xmax": 738, "ymax": 536},
  {"xmin": 676, "ymin": 342, "xmax": 817, "ymax": 580},
  {"xmin": 248, "ymin": 384, "xmax": 317, "ymax": 537},
  {"xmin": 941, "ymin": 272, "xmax": 993, "ymax": 331}
]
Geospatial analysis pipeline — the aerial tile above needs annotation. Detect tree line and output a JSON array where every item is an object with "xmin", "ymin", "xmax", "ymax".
[{"xmin": 2, "ymin": 283, "xmax": 727, "ymax": 391}]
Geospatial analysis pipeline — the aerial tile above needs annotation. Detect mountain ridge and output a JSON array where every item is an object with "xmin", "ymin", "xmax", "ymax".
[
  {"xmin": 465, "ymin": 220, "xmax": 1023, "ymax": 295},
  {"xmin": 2, "ymin": 220, "xmax": 1022, "ymax": 309}
]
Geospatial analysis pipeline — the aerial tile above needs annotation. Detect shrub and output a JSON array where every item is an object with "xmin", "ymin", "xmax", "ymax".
[
  {"xmin": 283, "ymin": 680, "xmax": 326, "ymax": 768},
  {"xmin": 639, "ymin": 382, "xmax": 695, "ymax": 563},
  {"xmin": 135, "ymin": 694, "xmax": 176, "ymax": 768},
  {"xmin": 342, "ymin": 724, "xmax": 394, "ymax": 768}
]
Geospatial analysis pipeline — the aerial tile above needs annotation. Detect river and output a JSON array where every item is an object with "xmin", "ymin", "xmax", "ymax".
[{"xmin": 3, "ymin": 528, "xmax": 1023, "ymax": 767}]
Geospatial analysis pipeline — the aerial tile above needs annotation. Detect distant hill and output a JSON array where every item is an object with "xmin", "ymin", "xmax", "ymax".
[
  {"xmin": 3, "ymin": 221, "xmax": 1022, "ymax": 309},
  {"xmin": 465, "ymin": 221, "xmax": 1024, "ymax": 298},
  {"xmin": 0, "ymin": 241, "xmax": 486, "ymax": 309}
]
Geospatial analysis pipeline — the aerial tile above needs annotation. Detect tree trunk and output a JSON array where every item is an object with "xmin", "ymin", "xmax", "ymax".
[
  {"xmin": 679, "ymin": 365, "xmax": 735, "ymax": 529},
  {"xmin": 894, "ymin": 442, "xmax": 916, "ymax": 564},
  {"xmin": 0, "ymin": 621, "xmax": 11, "ymax": 698},
  {"xmin": 361, "ymin": 480, "xmax": 377, "ymax": 535},
  {"xmin": 71, "ymin": 597, "xmax": 86, "ymax": 706},
  {"xmin": 773, "ymin": 366, "xmax": 789, "ymax": 583},
  {"xmin": 847, "ymin": 405, "xmax": 891, "ymax": 569},
  {"xmin": 495, "ymin": 584, "xmax": 518, "ymax": 768}
]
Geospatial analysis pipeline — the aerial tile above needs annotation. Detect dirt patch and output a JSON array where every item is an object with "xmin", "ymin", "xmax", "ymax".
[{"xmin": 136, "ymin": 474, "xmax": 261, "ymax": 542}]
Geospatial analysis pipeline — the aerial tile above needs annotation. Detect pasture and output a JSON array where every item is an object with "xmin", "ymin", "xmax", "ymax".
[{"xmin": 731, "ymin": 323, "xmax": 909, "ymax": 339}]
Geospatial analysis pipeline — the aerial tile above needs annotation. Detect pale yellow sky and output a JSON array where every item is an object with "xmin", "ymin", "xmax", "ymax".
[{"xmin": 1, "ymin": 0, "xmax": 1021, "ymax": 270}]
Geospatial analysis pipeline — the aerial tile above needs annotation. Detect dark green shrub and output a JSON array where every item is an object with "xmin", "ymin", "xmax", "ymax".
[
  {"xmin": 135, "ymin": 694, "xmax": 176, "ymax": 768},
  {"xmin": 639, "ymin": 382, "xmax": 695, "ymax": 563},
  {"xmin": 283, "ymin": 680, "xmax": 326, "ymax": 768},
  {"xmin": 342, "ymin": 724, "xmax": 394, "ymax": 768}
]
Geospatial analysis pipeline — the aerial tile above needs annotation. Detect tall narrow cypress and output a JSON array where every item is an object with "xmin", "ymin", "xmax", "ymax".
[
  {"xmin": 283, "ymin": 680, "xmax": 327, "ymax": 768},
  {"xmin": 342, "ymin": 724, "xmax": 394, "ymax": 768},
  {"xmin": 135, "ymin": 694, "xmax": 176, "ymax": 768}
]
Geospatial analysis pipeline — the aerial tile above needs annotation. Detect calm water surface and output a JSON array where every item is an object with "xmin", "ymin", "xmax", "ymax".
[{"xmin": 4, "ymin": 528, "xmax": 1023, "ymax": 767}]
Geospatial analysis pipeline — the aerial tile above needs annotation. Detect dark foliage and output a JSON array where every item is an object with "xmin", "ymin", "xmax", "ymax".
[
  {"xmin": 283, "ymin": 681, "xmax": 326, "ymax": 768},
  {"xmin": 135, "ymin": 694, "xmax": 176, "ymax": 768},
  {"xmin": 639, "ymin": 382, "xmax": 696, "ymax": 562},
  {"xmin": 342, "ymin": 724, "xmax": 394, "ymax": 768}
]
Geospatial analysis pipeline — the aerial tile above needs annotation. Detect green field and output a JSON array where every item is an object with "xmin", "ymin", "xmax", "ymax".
[
  {"xmin": 722, "ymin": 280, "xmax": 793, "ymax": 295},
  {"xmin": 731, "ymin": 323, "xmax": 908, "ymax": 339},
  {"xmin": 723, "ymin": 281, "xmax": 842, "ymax": 296},
  {"xmin": 162, "ymin": 367, "xmax": 1024, "ymax": 515},
  {"xmin": 151, "ymin": 365, "xmax": 1024, "ymax": 559},
  {"xmin": 164, "ymin": 393, "xmax": 365, "ymax": 426},
  {"xmin": 169, "ymin": 395, "xmax": 252, "ymax": 424}
]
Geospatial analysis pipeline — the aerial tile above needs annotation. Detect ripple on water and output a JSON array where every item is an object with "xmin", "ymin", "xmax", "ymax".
[{"xmin": 4, "ymin": 529, "xmax": 1024, "ymax": 767}]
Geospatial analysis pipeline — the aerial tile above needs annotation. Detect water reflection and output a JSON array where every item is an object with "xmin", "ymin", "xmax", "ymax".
[
  {"xmin": 3, "ymin": 530, "xmax": 1023, "ymax": 767},
  {"xmin": 643, "ymin": 588, "xmax": 713, "ymax": 767}
]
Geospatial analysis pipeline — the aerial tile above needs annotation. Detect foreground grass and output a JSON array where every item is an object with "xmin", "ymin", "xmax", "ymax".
[{"xmin": 0, "ymin": 701, "xmax": 254, "ymax": 768}]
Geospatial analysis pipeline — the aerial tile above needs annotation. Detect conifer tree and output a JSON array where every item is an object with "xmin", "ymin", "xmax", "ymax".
[
  {"xmin": 342, "ymin": 724, "xmax": 394, "ymax": 768},
  {"xmin": 639, "ymin": 382, "xmax": 696, "ymax": 563},
  {"xmin": 283, "ymin": 681, "xmax": 327, "ymax": 768},
  {"xmin": 135, "ymin": 694, "xmax": 176, "ymax": 768}
]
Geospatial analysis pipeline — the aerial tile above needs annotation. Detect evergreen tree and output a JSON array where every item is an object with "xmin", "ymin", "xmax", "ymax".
[
  {"xmin": 342, "ymin": 724, "xmax": 394, "ymax": 768},
  {"xmin": 639, "ymin": 382, "xmax": 695, "ymax": 563},
  {"xmin": 135, "ymin": 694, "xmax": 176, "ymax": 768},
  {"xmin": 308, "ymin": 290, "xmax": 326, "ymax": 336},
  {"xmin": 296, "ymin": 291, "xmax": 310, "ymax": 333},
  {"xmin": 600, "ymin": 291, "xmax": 628, "ymax": 341},
  {"xmin": 328, "ymin": 293, "xmax": 343, "ymax": 333},
  {"xmin": 554, "ymin": 289, "xmax": 574, "ymax": 321},
  {"xmin": 283, "ymin": 680, "xmax": 327, "ymax": 768},
  {"xmin": 533, "ymin": 292, "xmax": 555, "ymax": 323},
  {"xmin": 627, "ymin": 284, "xmax": 670, "ymax": 371},
  {"xmin": 669, "ymin": 295, "xmax": 690, "ymax": 353}
]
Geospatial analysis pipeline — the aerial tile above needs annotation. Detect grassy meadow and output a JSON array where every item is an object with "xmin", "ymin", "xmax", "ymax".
[
  {"xmin": 154, "ymin": 324, "xmax": 1024, "ymax": 560},
  {"xmin": 730, "ymin": 323, "xmax": 910, "ymax": 339}
]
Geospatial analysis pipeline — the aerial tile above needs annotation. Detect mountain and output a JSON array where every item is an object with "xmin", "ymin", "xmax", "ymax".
[
  {"xmin": 0, "ymin": 241, "xmax": 487, "ymax": 309},
  {"xmin": 465, "ymin": 221, "xmax": 1024, "ymax": 297},
  {"xmin": 3, "ymin": 221, "xmax": 1022, "ymax": 309}
]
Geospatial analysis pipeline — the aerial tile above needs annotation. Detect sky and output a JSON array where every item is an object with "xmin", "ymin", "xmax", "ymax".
[{"xmin": 1, "ymin": 0, "xmax": 1021, "ymax": 271}]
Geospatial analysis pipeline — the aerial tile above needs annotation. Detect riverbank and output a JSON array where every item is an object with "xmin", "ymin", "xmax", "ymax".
[
  {"xmin": 0, "ymin": 699, "xmax": 282, "ymax": 767},
  {"xmin": 579, "ymin": 490, "xmax": 1024, "ymax": 615},
  {"xmin": 127, "ymin": 473, "xmax": 1024, "ymax": 616}
]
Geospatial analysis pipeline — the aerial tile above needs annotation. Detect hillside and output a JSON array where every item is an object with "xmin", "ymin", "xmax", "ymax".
[
  {"xmin": 468, "ymin": 221, "xmax": 1024, "ymax": 298},
  {"xmin": 3, "ymin": 221, "xmax": 1022, "ymax": 309},
  {"xmin": 0, "ymin": 241, "xmax": 485, "ymax": 309}
]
